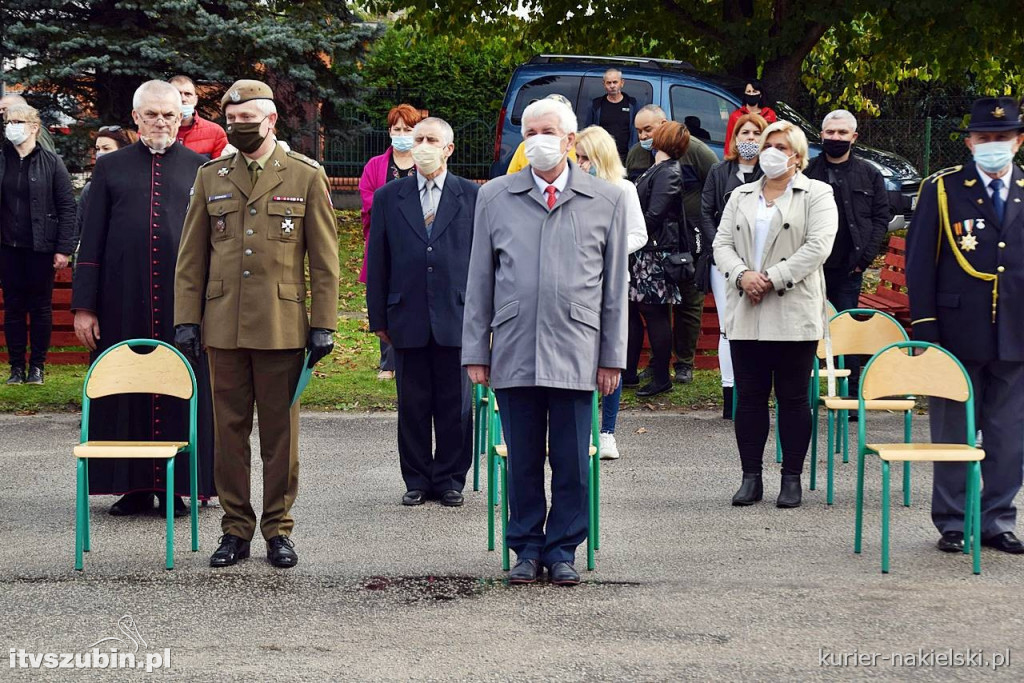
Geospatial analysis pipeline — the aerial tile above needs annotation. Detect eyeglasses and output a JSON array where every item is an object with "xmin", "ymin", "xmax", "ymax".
[
  {"xmin": 138, "ymin": 113, "xmax": 178, "ymax": 124},
  {"xmin": 98, "ymin": 125, "xmax": 122, "ymax": 133},
  {"xmin": 5, "ymin": 120, "xmax": 28, "ymax": 125}
]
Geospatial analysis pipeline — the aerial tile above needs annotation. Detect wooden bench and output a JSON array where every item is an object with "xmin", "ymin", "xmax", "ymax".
[
  {"xmin": 857, "ymin": 235, "xmax": 910, "ymax": 325},
  {"xmin": 0, "ymin": 268, "xmax": 89, "ymax": 364}
]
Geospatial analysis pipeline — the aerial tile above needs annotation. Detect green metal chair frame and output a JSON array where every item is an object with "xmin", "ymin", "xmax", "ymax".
[
  {"xmin": 471, "ymin": 384, "xmax": 489, "ymax": 491},
  {"xmin": 854, "ymin": 341, "xmax": 983, "ymax": 575},
  {"xmin": 485, "ymin": 387, "xmax": 601, "ymax": 571},
  {"xmin": 74, "ymin": 339, "xmax": 199, "ymax": 571},
  {"xmin": 810, "ymin": 308, "xmax": 912, "ymax": 505}
]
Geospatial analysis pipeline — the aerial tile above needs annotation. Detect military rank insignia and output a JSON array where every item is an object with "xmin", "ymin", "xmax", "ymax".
[
  {"xmin": 953, "ymin": 219, "xmax": 983, "ymax": 251},
  {"xmin": 218, "ymin": 167, "xmax": 230, "ymax": 177}
]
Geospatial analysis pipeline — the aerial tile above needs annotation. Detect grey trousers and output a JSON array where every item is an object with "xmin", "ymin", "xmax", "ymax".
[{"xmin": 930, "ymin": 360, "xmax": 1024, "ymax": 537}]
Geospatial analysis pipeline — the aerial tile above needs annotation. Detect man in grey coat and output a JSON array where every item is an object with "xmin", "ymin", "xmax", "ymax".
[{"xmin": 462, "ymin": 99, "xmax": 629, "ymax": 586}]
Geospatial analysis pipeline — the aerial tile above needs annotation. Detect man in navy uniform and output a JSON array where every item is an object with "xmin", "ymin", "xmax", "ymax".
[{"xmin": 907, "ymin": 96, "xmax": 1024, "ymax": 555}]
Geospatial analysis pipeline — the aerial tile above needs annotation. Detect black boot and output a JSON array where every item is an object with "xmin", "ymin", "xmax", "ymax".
[
  {"xmin": 777, "ymin": 474, "xmax": 802, "ymax": 508},
  {"xmin": 722, "ymin": 386, "xmax": 734, "ymax": 420},
  {"xmin": 731, "ymin": 473, "xmax": 763, "ymax": 506}
]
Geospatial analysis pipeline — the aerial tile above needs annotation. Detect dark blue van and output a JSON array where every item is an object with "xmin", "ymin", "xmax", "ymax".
[{"xmin": 491, "ymin": 55, "xmax": 920, "ymax": 230}]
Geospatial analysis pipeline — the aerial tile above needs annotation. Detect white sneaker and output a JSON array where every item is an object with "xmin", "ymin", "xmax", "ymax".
[{"xmin": 599, "ymin": 433, "xmax": 620, "ymax": 460}]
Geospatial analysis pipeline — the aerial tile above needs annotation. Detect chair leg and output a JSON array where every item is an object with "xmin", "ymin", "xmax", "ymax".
[
  {"xmin": 83, "ymin": 459, "xmax": 91, "ymax": 552},
  {"xmin": 963, "ymin": 463, "xmax": 974, "ymax": 557},
  {"xmin": 472, "ymin": 388, "xmax": 482, "ymax": 492},
  {"xmin": 593, "ymin": 451, "xmax": 601, "ymax": 552},
  {"xmin": 487, "ymin": 448, "xmax": 496, "ymax": 552},
  {"xmin": 902, "ymin": 411, "xmax": 912, "ymax": 507},
  {"xmin": 500, "ymin": 458, "xmax": 510, "ymax": 572},
  {"xmin": 774, "ymin": 400, "xmax": 782, "ymax": 464},
  {"xmin": 841, "ymin": 410, "xmax": 850, "ymax": 463},
  {"xmin": 826, "ymin": 411, "xmax": 836, "ymax": 506},
  {"xmin": 854, "ymin": 446, "xmax": 866, "ymax": 554},
  {"xmin": 587, "ymin": 459, "xmax": 596, "ymax": 572},
  {"xmin": 190, "ymin": 447, "xmax": 199, "ymax": 552},
  {"xmin": 881, "ymin": 460, "xmax": 891, "ymax": 574},
  {"xmin": 971, "ymin": 463, "xmax": 982, "ymax": 575},
  {"xmin": 810, "ymin": 397, "xmax": 819, "ymax": 490},
  {"xmin": 165, "ymin": 460, "xmax": 175, "ymax": 570},
  {"xmin": 75, "ymin": 460, "xmax": 85, "ymax": 571}
]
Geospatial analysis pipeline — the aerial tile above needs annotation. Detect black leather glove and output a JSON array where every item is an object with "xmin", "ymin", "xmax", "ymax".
[
  {"xmin": 173, "ymin": 324, "xmax": 202, "ymax": 366},
  {"xmin": 307, "ymin": 327, "xmax": 334, "ymax": 367}
]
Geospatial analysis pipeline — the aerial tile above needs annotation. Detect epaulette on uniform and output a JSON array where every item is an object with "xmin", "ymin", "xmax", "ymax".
[
  {"xmin": 926, "ymin": 165, "xmax": 962, "ymax": 184},
  {"xmin": 202, "ymin": 153, "xmax": 233, "ymax": 168},
  {"xmin": 286, "ymin": 150, "xmax": 320, "ymax": 169}
]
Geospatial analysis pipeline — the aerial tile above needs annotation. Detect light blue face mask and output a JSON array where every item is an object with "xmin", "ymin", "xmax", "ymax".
[
  {"xmin": 973, "ymin": 140, "xmax": 1017, "ymax": 173},
  {"xmin": 640, "ymin": 138, "xmax": 654, "ymax": 151},
  {"xmin": 391, "ymin": 134, "xmax": 415, "ymax": 152},
  {"xmin": 180, "ymin": 104, "xmax": 195, "ymax": 119},
  {"xmin": 587, "ymin": 164, "xmax": 598, "ymax": 176}
]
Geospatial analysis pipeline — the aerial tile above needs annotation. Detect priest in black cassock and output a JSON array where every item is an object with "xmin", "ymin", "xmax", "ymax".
[{"xmin": 72, "ymin": 80, "xmax": 216, "ymax": 516}]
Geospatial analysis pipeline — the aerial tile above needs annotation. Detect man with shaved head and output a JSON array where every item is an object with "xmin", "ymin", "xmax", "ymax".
[{"xmin": 586, "ymin": 68, "xmax": 638, "ymax": 160}]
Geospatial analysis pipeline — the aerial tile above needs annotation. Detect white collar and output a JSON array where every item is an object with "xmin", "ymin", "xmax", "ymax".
[
  {"xmin": 531, "ymin": 164, "xmax": 570, "ymax": 196},
  {"xmin": 976, "ymin": 163, "xmax": 1013, "ymax": 187},
  {"xmin": 417, "ymin": 169, "xmax": 447, "ymax": 192}
]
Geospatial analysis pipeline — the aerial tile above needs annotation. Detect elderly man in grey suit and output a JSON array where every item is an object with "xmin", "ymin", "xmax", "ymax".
[{"xmin": 462, "ymin": 99, "xmax": 629, "ymax": 586}]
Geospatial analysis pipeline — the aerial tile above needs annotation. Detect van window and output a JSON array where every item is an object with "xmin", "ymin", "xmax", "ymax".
[
  {"xmin": 511, "ymin": 76, "xmax": 582, "ymax": 126},
  {"xmin": 579, "ymin": 76, "xmax": 653, "ymax": 128},
  {"xmin": 669, "ymin": 86, "xmax": 732, "ymax": 144}
]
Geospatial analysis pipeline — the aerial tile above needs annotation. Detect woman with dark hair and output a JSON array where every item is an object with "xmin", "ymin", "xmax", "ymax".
[
  {"xmin": 358, "ymin": 103, "xmax": 424, "ymax": 380},
  {"xmin": 0, "ymin": 103, "xmax": 77, "ymax": 385},
  {"xmin": 700, "ymin": 113, "xmax": 768, "ymax": 418},
  {"xmin": 625, "ymin": 121, "xmax": 692, "ymax": 398},
  {"xmin": 77, "ymin": 125, "xmax": 139, "ymax": 241},
  {"xmin": 725, "ymin": 79, "xmax": 778, "ymax": 146}
]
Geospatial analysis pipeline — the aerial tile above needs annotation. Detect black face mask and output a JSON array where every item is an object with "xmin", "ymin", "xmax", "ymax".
[
  {"xmin": 742, "ymin": 92, "xmax": 761, "ymax": 107},
  {"xmin": 226, "ymin": 119, "xmax": 268, "ymax": 154},
  {"xmin": 822, "ymin": 138, "xmax": 853, "ymax": 159}
]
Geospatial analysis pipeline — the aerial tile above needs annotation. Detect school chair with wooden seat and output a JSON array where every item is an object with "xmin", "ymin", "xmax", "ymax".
[
  {"xmin": 810, "ymin": 309, "xmax": 913, "ymax": 505},
  {"xmin": 73, "ymin": 339, "xmax": 199, "ymax": 571},
  {"xmin": 854, "ymin": 342, "xmax": 984, "ymax": 575}
]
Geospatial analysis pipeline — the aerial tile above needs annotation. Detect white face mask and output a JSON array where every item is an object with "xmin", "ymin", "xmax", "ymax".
[
  {"xmin": 411, "ymin": 143, "xmax": 445, "ymax": 175},
  {"xmin": 525, "ymin": 134, "xmax": 566, "ymax": 172},
  {"xmin": 5, "ymin": 123, "xmax": 29, "ymax": 146},
  {"xmin": 180, "ymin": 104, "xmax": 195, "ymax": 119},
  {"xmin": 759, "ymin": 147, "xmax": 796, "ymax": 179}
]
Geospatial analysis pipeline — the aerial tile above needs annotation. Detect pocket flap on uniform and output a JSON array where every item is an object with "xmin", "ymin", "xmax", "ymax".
[
  {"xmin": 278, "ymin": 282, "xmax": 306, "ymax": 302},
  {"xmin": 206, "ymin": 200, "xmax": 239, "ymax": 216},
  {"xmin": 267, "ymin": 203, "xmax": 306, "ymax": 217},
  {"xmin": 491, "ymin": 300, "xmax": 519, "ymax": 327},
  {"xmin": 206, "ymin": 280, "xmax": 224, "ymax": 300},
  {"xmin": 569, "ymin": 302, "xmax": 601, "ymax": 330},
  {"xmin": 387, "ymin": 292, "xmax": 401, "ymax": 306},
  {"xmin": 936, "ymin": 292, "xmax": 960, "ymax": 308}
]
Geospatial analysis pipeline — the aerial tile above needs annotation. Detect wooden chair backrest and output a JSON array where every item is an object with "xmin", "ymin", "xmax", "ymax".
[
  {"xmin": 86, "ymin": 344, "xmax": 194, "ymax": 400},
  {"xmin": 861, "ymin": 345, "xmax": 969, "ymax": 402},
  {"xmin": 817, "ymin": 311, "xmax": 907, "ymax": 359}
]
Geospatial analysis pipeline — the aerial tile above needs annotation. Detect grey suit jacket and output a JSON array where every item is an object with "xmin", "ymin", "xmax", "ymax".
[{"xmin": 461, "ymin": 163, "xmax": 629, "ymax": 391}]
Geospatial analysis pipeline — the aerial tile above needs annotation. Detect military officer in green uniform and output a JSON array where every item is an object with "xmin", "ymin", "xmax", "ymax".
[
  {"xmin": 174, "ymin": 80, "xmax": 339, "ymax": 568},
  {"xmin": 906, "ymin": 97, "xmax": 1024, "ymax": 556}
]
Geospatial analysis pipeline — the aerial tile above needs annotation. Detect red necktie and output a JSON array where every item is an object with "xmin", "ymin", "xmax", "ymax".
[{"xmin": 545, "ymin": 185, "xmax": 557, "ymax": 210}]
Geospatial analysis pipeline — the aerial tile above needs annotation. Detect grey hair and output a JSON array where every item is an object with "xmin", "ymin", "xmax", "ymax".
[
  {"xmin": 252, "ymin": 99, "xmax": 278, "ymax": 117},
  {"xmin": 521, "ymin": 99, "xmax": 577, "ymax": 137},
  {"xmin": 637, "ymin": 104, "xmax": 667, "ymax": 119},
  {"xmin": 604, "ymin": 68, "xmax": 623, "ymax": 80},
  {"xmin": 822, "ymin": 109, "xmax": 858, "ymax": 132},
  {"xmin": 132, "ymin": 80, "xmax": 182, "ymax": 112},
  {"xmin": 414, "ymin": 116, "xmax": 454, "ymax": 145}
]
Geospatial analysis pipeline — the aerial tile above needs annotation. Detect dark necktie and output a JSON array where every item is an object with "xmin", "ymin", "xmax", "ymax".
[
  {"xmin": 545, "ymin": 185, "xmax": 557, "ymax": 210},
  {"xmin": 990, "ymin": 178, "xmax": 1005, "ymax": 222},
  {"xmin": 248, "ymin": 160, "xmax": 261, "ymax": 186}
]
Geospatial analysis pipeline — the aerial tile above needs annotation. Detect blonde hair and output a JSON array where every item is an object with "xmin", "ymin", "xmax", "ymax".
[
  {"xmin": 3, "ymin": 104, "xmax": 40, "ymax": 126},
  {"xmin": 575, "ymin": 126, "xmax": 625, "ymax": 181},
  {"xmin": 760, "ymin": 120, "xmax": 809, "ymax": 170}
]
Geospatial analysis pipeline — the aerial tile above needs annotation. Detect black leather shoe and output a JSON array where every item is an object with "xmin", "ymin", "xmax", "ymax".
[
  {"xmin": 547, "ymin": 561, "xmax": 581, "ymax": 586},
  {"xmin": 6, "ymin": 367, "xmax": 24, "ymax": 385},
  {"xmin": 109, "ymin": 492, "xmax": 155, "ymax": 516},
  {"xmin": 776, "ymin": 475, "xmax": 802, "ymax": 508},
  {"xmin": 210, "ymin": 534, "xmax": 250, "ymax": 567},
  {"xmin": 402, "ymin": 490, "xmax": 426, "ymax": 506},
  {"xmin": 267, "ymin": 535, "xmax": 299, "ymax": 568},
  {"xmin": 156, "ymin": 494, "xmax": 188, "ymax": 518},
  {"xmin": 732, "ymin": 473, "xmax": 763, "ymax": 506},
  {"xmin": 25, "ymin": 366, "xmax": 44, "ymax": 385},
  {"xmin": 636, "ymin": 379, "xmax": 672, "ymax": 397},
  {"xmin": 440, "ymin": 490, "xmax": 464, "ymax": 507},
  {"xmin": 508, "ymin": 558, "xmax": 540, "ymax": 584},
  {"xmin": 674, "ymin": 365, "xmax": 693, "ymax": 384},
  {"xmin": 621, "ymin": 373, "xmax": 640, "ymax": 388},
  {"xmin": 936, "ymin": 531, "xmax": 965, "ymax": 553},
  {"xmin": 982, "ymin": 531, "xmax": 1024, "ymax": 554}
]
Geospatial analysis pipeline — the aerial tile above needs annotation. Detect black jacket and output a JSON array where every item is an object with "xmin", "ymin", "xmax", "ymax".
[
  {"xmin": 0, "ymin": 141, "xmax": 77, "ymax": 254},
  {"xmin": 635, "ymin": 159, "xmax": 688, "ymax": 252},
  {"xmin": 804, "ymin": 153, "xmax": 890, "ymax": 272},
  {"xmin": 700, "ymin": 160, "xmax": 764, "ymax": 251}
]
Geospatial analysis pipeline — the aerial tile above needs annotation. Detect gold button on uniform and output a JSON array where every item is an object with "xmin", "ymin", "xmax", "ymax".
[
  {"xmin": 999, "ymin": 242, "xmax": 1006, "ymax": 248},
  {"xmin": 997, "ymin": 266, "xmax": 1006, "ymax": 273}
]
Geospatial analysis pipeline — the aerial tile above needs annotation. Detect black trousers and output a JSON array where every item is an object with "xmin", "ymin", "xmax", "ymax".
[
  {"xmin": 394, "ymin": 335, "xmax": 472, "ymax": 494},
  {"xmin": 730, "ymin": 340, "xmax": 817, "ymax": 476},
  {"xmin": 627, "ymin": 302, "xmax": 672, "ymax": 384},
  {"xmin": 0, "ymin": 246, "xmax": 55, "ymax": 369}
]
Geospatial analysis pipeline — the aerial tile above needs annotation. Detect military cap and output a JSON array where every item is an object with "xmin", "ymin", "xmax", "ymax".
[
  {"xmin": 221, "ymin": 79, "xmax": 275, "ymax": 110},
  {"xmin": 958, "ymin": 96, "xmax": 1024, "ymax": 133}
]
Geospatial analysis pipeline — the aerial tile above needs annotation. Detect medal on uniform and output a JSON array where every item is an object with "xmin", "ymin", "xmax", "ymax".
[
  {"xmin": 959, "ymin": 219, "xmax": 978, "ymax": 251},
  {"xmin": 218, "ymin": 167, "xmax": 229, "ymax": 177},
  {"xmin": 216, "ymin": 218, "xmax": 226, "ymax": 233},
  {"xmin": 282, "ymin": 218, "xmax": 294, "ymax": 235}
]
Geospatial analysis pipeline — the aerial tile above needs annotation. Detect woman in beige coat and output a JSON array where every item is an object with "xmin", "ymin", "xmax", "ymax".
[{"xmin": 712, "ymin": 120, "xmax": 838, "ymax": 508}]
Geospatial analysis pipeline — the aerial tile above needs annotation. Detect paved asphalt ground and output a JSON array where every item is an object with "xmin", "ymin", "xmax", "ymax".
[{"xmin": 1, "ymin": 409, "xmax": 1022, "ymax": 681}]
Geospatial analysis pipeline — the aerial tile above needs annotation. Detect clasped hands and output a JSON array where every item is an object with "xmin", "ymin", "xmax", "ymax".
[
  {"xmin": 740, "ymin": 270, "xmax": 774, "ymax": 304},
  {"xmin": 466, "ymin": 364, "xmax": 621, "ymax": 397}
]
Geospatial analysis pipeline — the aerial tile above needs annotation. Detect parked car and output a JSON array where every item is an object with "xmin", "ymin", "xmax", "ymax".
[{"xmin": 492, "ymin": 55, "xmax": 920, "ymax": 230}]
